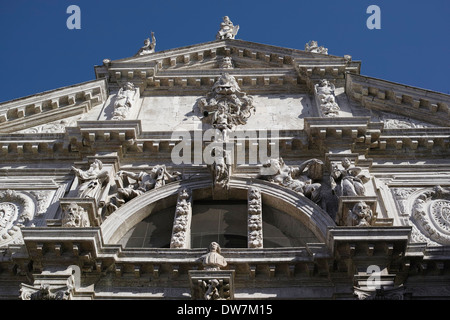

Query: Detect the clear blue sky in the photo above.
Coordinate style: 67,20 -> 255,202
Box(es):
0,0 -> 449,102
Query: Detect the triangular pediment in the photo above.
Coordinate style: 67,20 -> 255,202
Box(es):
346,73 -> 450,128
0,79 -> 108,134
95,39 -> 360,93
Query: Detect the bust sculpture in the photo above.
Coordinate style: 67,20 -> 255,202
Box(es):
202,242 -> 227,271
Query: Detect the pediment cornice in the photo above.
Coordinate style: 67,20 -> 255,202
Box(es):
0,79 -> 108,134
95,39 -> 360,93
346,73 -> 450,127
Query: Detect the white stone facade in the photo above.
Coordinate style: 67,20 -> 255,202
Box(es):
0,19 -> 449,300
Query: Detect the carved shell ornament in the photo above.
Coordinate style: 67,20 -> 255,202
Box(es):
410,186 -> 450,245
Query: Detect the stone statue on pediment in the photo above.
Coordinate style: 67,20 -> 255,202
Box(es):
135,31 -> 156,56
216,16 -> 239,40
305,40 -> 328,54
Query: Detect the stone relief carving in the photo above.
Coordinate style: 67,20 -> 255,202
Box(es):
170,188 -> 192,248
305,40 -> 328,54
112,82 -> 138,120
219,56 -> 234,69
314,79 -> 340,117
216,16 -> 239,40
258,157 -> 323,204
72,159 -> 110,201
349,201 -> 375,226
248,187 -> 263,248
189,271 -> 233,300
18,116 -> 82,134
107,165 -> 183,212
411,186 -> 450,245
30,190 -> 54,216
391,188 -> 418,216
354,285 -> 405,300
0,190 -> 35,244
330,158 -> 370,197
378,112 -> 437,129
20,283 -> 72,300
135,31 -> 156,56
61,202 -> 90,228
203,279 -> 223,300
211,147 -> 231,190
198,73 -> 255,131
202,242 -> 227,271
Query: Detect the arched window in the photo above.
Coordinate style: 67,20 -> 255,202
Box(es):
119,200 -> 319,249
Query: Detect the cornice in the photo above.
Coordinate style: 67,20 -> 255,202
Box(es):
346,73 -> 450,127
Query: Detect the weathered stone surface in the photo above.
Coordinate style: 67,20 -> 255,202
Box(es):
0,21 -> 449,300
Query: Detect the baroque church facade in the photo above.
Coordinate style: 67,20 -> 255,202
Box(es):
0,17 -> 449,300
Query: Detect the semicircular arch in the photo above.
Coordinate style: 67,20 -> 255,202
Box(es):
100,177 -> 336,245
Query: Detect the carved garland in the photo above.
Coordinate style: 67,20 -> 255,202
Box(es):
248,187 -> 263,248
170,188 -> 193,248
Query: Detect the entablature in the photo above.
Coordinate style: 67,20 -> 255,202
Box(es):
0,79 -> 108,134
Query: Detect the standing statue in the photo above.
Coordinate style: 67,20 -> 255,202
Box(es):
216,16 -> 239,40
72,159 -> 110,200
331,158 -> 370,197
112,82 -> 138,120
135,31 -> 156,56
